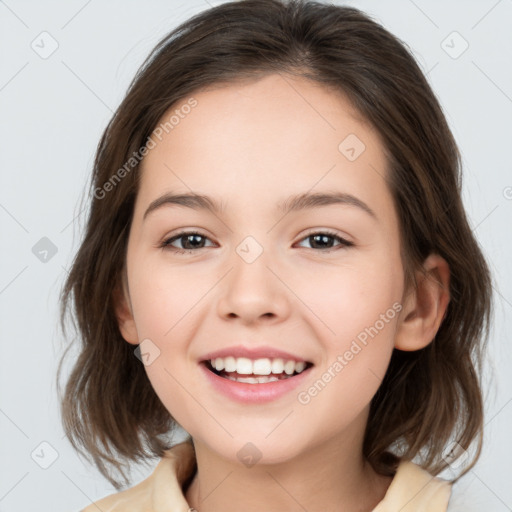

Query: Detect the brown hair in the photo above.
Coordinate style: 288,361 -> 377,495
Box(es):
57,0 -> 493,490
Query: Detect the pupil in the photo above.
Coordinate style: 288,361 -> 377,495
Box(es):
184,234 -> 204,249
311,234 -> 333,248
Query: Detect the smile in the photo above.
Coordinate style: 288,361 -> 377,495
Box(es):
206,356 -> 312,383
200,355 -> 314,403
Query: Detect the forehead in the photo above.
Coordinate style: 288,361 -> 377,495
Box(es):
136,73 -> 394,225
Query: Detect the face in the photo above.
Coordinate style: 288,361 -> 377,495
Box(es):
118,73 -> 406,465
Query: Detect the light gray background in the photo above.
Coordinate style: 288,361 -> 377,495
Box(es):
0,0 -> 511,510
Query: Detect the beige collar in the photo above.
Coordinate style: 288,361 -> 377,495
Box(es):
84,439 -> 451,512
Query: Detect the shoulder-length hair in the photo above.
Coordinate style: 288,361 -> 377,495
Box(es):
57,0 -> 493,490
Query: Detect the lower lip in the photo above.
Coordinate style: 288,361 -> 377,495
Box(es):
199,362 -> 313,404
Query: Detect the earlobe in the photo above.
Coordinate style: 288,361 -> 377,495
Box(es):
394,254 -> 451,351
112,275 -> 139,345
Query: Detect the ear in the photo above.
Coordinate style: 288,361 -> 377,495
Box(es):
394,253 -> 451,351
112,272 -> 139,345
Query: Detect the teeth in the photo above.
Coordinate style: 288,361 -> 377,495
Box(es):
236,357 -> 253,375
256,375 -> 279,383
284,360 -> 296,375
253,358 -> 271,375
271,358 -> 283,374
210,357 -> 308,376
295,361 -> 306,373
226,375 -> 281,384
224,356 -> 237,372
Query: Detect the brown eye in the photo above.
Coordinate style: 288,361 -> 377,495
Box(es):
296,231 -> 354,251
161,232 -> 214,253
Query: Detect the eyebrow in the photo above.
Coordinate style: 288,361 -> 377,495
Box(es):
143,191 -> 377,221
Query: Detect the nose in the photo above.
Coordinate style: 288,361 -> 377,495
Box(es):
216,247 -> 291,326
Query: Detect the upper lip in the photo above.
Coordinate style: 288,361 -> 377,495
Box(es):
200,345 -> 311,363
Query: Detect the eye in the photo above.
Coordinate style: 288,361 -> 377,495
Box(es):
160,231 -> 215,254
295,230 -> 354,252
159,229 -> 354,255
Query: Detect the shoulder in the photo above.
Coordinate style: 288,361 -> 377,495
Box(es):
81,488 -> 147,511
373,460 -> 452,512
81,474 -> 155,512
81,440 -> 196,512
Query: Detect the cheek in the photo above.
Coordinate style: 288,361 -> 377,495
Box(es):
127,260 -> 207,409
295,308 -> 398,430
294,252 -> 402,343
294,253 -> 401,405
128,257 -> 209,338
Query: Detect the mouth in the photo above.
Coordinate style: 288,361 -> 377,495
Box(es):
201,357 -> 314,384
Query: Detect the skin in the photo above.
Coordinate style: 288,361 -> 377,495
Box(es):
115,73 -> 450,512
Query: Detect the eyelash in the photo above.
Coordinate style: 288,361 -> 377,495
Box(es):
159,229 -> 354,254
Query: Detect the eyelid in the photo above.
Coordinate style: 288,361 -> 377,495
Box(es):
295,229 -> 354,249
299,227 -> 352,242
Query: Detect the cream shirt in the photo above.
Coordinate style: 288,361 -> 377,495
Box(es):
81,440 -> 452,511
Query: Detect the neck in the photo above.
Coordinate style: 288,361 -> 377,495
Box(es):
184,409 -> 392,512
